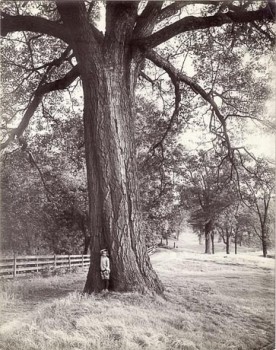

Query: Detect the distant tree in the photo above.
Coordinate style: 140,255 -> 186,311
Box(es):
0,150 -> 50,254
215,206 -> 238,254
227,204 -> 263,254
240,161 -> 275,257
136,98 -> 185,245
179,150 -> 237,254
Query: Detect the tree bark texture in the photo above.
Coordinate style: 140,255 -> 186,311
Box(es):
57,3 -> 163,293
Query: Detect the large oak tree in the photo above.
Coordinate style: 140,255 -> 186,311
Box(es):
1,0 -> 275,293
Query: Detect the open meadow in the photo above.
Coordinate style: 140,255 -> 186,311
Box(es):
0,231 -> 274,350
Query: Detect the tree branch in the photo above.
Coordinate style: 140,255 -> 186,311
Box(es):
150,80 -> 181,153
26,148 -> 55,199
0,11 -> 70,43
134,1 -> 163,38
158,1 -> 218,23
139,71 -> 156,85
251,21 -> 275,46
1,66 -> 80,151
145,49 -> 231,152
134,3 -> 275,48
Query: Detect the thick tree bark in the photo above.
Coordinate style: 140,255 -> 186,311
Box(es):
82,68 -> 163,293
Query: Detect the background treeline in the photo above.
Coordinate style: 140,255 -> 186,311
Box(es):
1,95 -> 274,257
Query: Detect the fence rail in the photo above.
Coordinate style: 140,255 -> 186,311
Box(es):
0,254 -> 90,278
0,247 -> 156,278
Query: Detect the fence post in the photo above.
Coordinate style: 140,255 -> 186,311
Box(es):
68,255 -> 71,270
82,255 -> 84,268
13,253 -> 17,278
54,255 -> 57,269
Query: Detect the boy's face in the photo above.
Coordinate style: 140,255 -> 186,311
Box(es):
102,251 -> 107,256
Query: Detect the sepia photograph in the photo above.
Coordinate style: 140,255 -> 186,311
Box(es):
0,1 -> 275,349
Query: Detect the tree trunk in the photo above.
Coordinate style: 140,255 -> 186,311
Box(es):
234,232 -> 238,255
261,226 -> 268,258
211,231 -> 215,254
81,68 -> 163,293
226,229 -> 230,254
262,239 -> 268,257
226,239 -> 230,254
204,221 -> 212,254
57,2 -> 164,294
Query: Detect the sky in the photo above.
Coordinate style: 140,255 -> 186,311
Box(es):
179,92 -> 276,160
180,126 -> 275,160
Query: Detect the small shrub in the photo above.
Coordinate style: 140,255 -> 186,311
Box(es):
70,266 -> 79,273
55,267 -> 67,276
41,266 -> 53,278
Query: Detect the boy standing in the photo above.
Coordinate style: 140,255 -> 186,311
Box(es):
100,249 -> 110,292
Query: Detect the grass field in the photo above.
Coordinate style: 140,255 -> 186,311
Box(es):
0,230 -> 274,350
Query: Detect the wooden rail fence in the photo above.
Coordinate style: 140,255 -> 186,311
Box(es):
0,247 -> 156,278
0,254 -> 90,278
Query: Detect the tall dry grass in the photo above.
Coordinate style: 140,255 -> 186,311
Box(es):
0,234 -> 274,350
